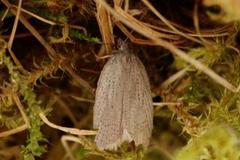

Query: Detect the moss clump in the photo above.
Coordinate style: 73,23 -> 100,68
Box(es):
175,125 -> 240,160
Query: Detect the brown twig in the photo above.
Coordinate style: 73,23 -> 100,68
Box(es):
64,65 -> 94,95
0,124 -> 28,137
54,95 -> 78,126
12,94 -> 30,127
5,0 -> 29,74
39,112 -> 97,136
141,0 -> 202,44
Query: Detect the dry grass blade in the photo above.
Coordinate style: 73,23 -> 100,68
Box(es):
54,95 -> 78,126
115,22 -> 157,45
193,0 -> 211,45
0,124 -> 28,137
0,7 -> 9,21
12,94 -> 30,127
160,68 -> 188,89
114,0 -> 124,8
141,0 -> 202,44
115,6 -> 169,39
2,30 -> 46,39
96,1 -> 114,56
10,4 -> 87,34
64,65 -> 94,95
39,112 -> 97,136
70,95 -> 94,103
4,0 -> 28,74
61,135 -> 78,160
153,102 -> 181,107
144,21 -> 229,38
6,0 -> 21,54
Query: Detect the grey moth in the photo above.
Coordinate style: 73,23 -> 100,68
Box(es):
93,41 -> 153,150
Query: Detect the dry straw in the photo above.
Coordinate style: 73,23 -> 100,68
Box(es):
93,40 -> 153,150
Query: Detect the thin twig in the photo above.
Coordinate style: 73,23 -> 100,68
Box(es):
11,4 -> 87,34
70,95 -> 95,103
124,0 -> 129,12
153,102 -> 181,107
0,7 -> 9,21
2,30 -> 46,39
12,94 -> 30,127
160,68 -> 188,89
64,65 -> 94,95
193,0 -> 211,45
141,0 -> 202,44
39,112 -> 97,136
61,135 -> 77,160
0,124 -> 28,137
6,0 -> 28,74
54,95 -> 78,126
7,0 -> 22,49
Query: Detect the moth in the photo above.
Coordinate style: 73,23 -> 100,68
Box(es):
93,41 -> 153,150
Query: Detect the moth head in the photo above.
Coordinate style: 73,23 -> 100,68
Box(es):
116,38 -> 129,52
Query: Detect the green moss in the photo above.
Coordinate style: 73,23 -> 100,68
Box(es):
69,29 -> 102,44
2,51 -> 46,159
174,45 -> 225,71
175,125 -> 240,160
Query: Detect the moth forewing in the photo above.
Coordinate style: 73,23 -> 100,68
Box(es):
93,47 -> 153,150
93,54 -> 127,150
122,54 -> 153,148
93,54 -> 125,129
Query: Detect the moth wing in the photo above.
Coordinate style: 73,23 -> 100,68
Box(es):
122,54 -> 153,148
93,55 -> 119,129
94,54 -> 126,150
